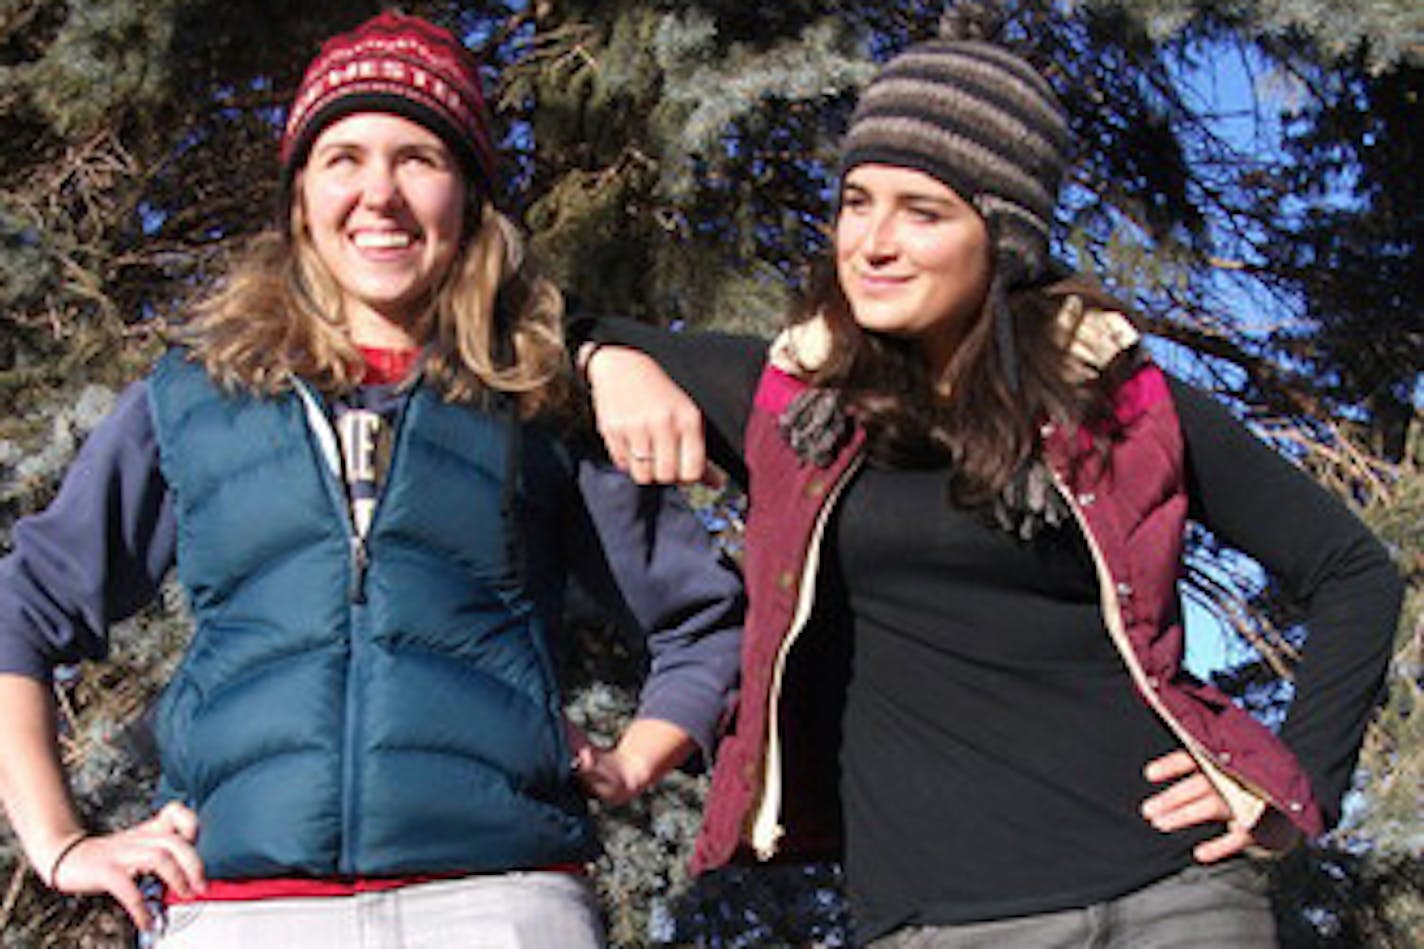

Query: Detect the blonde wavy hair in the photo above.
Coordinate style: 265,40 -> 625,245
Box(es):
182,191 -> 570,419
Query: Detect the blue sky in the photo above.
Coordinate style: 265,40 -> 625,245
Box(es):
1166,43 -> 1290,680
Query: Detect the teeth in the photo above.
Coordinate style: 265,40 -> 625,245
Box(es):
353,232 -> 413,249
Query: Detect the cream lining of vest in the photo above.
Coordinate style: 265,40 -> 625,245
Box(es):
747,454 -> 864,859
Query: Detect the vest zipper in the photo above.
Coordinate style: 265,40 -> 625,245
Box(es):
349,536 -> 369,604
293,377 -> 416,873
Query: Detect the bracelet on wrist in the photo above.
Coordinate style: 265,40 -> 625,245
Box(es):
576,340 -> 606,388
45,831 -> 88,890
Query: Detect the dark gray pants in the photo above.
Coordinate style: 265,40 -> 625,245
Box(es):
870,860 -> 1275,949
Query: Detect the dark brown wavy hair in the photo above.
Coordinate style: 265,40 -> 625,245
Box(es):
791,257 -> 1134,508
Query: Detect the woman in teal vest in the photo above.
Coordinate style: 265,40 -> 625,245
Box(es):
574,36 -> 1401,949
0,12 -> 741,947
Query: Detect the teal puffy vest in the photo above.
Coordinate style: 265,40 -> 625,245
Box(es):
147,351 -> 594,878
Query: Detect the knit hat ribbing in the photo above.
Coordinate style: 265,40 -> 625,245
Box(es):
280,11 -> 496,194
840,40 -> 1070,286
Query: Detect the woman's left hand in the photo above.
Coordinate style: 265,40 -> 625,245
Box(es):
1141,750 -> 1300,862
566,722 -> 644,807
566,718 -> 694,807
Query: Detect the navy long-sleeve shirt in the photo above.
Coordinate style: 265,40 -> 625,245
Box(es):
0,380 -> 744,761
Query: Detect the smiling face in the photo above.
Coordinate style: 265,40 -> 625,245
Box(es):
298,112 -> 467,347
835,164 -> 993,375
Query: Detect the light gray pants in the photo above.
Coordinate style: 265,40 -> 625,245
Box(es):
152,872 -> 604,949
869,859 -> 1276,949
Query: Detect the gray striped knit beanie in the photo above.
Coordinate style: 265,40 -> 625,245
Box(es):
840,40 -> 1070,287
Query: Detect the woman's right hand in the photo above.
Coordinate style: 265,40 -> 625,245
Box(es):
51,801 -> 205,932
582,344 -> 707,485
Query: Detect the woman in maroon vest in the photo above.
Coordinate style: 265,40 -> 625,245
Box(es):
577,37 -> 1402,948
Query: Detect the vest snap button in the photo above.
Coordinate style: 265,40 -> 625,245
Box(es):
1116,581 -> 1133,598
1077,491 -> 1096,506
777,570 -> 796,592
1218,751 -> 1232,765
805,479 -> 825,498
1146,676 -> 1160,689
1288,801 -> 1303,813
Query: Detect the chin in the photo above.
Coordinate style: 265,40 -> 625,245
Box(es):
850,306 -> 914,337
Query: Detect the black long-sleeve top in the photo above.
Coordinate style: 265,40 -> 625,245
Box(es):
583,317 -> 1402,938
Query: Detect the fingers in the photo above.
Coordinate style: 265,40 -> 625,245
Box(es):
599,422 -> 633,474
656,407 -> 705,484
622,442 -> 657,485
1194,808 -> 1301,862
568,736 -> 639,807
573,746 -> 619,802
1142,770 -> 1215,819
1193,825 -> 1253,864
586,346 -> 707,485
151,833 -> 206,898
678,422 -> 707,484
650,417 -> 681,484
578,748 -> 637,807
615,409 -> 702,485
1143,749 -> 1198,784
52,837 -> 157,931
1141,750 -> 1231,834
52,811 -> 207,929
131,805 -> 206,894
155,801 -> 200,841
1141,774 -> 1231,831
103,869 -> 154,933
1144,749 -> 1302,863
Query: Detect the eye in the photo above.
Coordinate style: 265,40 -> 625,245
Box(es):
318,148 -> 359,170
908,206 -> 944,224
401,148 -> 453,171
840,190 -> 870,213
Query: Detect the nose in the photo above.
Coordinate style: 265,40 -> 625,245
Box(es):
862,210 -> 899,262
359,161 -> 403,211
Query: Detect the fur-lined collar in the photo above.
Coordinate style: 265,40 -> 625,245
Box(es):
769,295 -> 1143,539
768,294 -> 1140,382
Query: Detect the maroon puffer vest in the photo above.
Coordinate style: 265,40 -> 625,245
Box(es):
691,358 -> 1322,875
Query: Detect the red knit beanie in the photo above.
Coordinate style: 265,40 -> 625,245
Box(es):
280,11 -> 496,194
